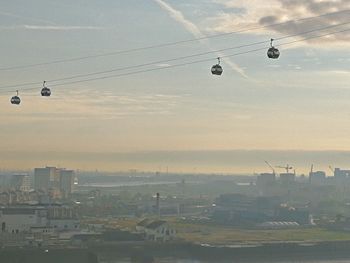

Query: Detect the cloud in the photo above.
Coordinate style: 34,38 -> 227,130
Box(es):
156,63 -> 172,67
210,0 -> 350,46
0,9 -> 104,31
0,10 -> 56,25
0,89 -> 183,122
153,0 -> 249,78
0,25 -> 104,31
24,25 -> 104,31
153,0 -> 204,40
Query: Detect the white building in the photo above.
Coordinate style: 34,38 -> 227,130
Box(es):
0,206 -> 48,233
11,174 -> 31,192
48,205 -> 80,231
136,218 -> 152,233
137,219 -> 176,242
0,204 -> 80,234
0,205 -> 80,247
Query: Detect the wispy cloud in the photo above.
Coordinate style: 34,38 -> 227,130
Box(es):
154,0 -> 203,39
0,90 -> 183,122
156,63 -> 172,67
0,25 -> 104,31
153,0 -> 248,78
24,25 -> 104,31
0,10 -> 56,25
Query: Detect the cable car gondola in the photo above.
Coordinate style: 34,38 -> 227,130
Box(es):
41,81 -> 51,97
211,57 -> 223,75
267,39 -> 280,59
10,90 -> 21,105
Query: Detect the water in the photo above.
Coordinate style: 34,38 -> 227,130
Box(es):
80,181 -> 177,188
99,259 -> 350,263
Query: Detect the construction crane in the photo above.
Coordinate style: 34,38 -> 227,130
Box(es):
329,165 -> 335,175
276,164 -> 293,173
264,161 -> 276,175
310,164 -> 313,175
308,164 -> 314,183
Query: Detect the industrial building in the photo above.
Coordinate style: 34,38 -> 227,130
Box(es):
0,204 -> 79,234
0,206 -> 48,233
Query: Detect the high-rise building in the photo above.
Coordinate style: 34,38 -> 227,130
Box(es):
34,167 -> 49,191
34,167 -> 74,198
279,173 -> 295,184
34,167 -> 60,191
257,173 -> 276,187
309,171 -> 326,185
60,170 -> 75,197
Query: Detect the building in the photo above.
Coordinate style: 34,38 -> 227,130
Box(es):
60,170 -> 75,197
279,173 -> 296,184
0,206 -> 48,233
257,173 -> 276,196
48,205 -> 79,231
34,167 -> 75,198
309,171 -> 326,185
136,220 -> 176,242
136,219 -> 152,233
275,206 -> 311,225
332,168 -> 350,189
257,173 -> 276,187
11,174 -> 31,192
0,204 -> 81,248
211,194 -> 279,225
334,168 -> 350,179
34,167 -> 59,191
0,204 -> 79,234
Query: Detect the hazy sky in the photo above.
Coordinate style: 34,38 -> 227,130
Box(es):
0,0 -> 349,173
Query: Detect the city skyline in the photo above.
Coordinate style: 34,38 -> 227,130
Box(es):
3,150 -> 350,175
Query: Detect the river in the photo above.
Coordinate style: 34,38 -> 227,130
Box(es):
99,258 -> 350,263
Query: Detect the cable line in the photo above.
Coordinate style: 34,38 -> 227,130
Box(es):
0,21 -> 349,91
0,9 -> 349,71
1,26 -> 348,95
48,28 -> 350,87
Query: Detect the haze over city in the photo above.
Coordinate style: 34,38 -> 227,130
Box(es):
2,1 -> 350,263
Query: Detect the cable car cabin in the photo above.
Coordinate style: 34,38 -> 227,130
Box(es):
11,96 -> 21,105
211,64 -> 223,75
267,47 -> 280,59
41,81 -> 51,97
41,87 -> 51,97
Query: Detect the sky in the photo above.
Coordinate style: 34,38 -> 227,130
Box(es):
0,0 -> 349,174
